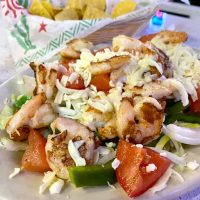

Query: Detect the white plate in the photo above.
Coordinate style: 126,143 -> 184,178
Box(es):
0,67 -> 200,200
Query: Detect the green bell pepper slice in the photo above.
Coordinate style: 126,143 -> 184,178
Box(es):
13,95 -> 31,110
68,161 -> 117,187
165,101 -> 188,115
165,113 -> 200,125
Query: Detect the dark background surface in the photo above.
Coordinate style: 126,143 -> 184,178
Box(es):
173,0 -> 200,6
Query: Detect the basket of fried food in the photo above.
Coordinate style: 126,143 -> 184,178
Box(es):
26,0 -> 159,43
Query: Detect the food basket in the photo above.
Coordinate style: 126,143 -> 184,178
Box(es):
0,0 -> 159,68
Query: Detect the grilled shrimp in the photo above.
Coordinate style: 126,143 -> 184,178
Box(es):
99,98 -> 164,144
112,35 -> 144,52
60,39 -> 93,59
6,94 -> 46,140
46,118 -> 95,179
131,78 -> 189,106
29,103 -> 57,129
89,55 -> 131,75
112,35 -> 172,77
30,62 -> 57,99
139,31 -> 188,44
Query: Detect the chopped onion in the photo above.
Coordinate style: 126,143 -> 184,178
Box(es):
68,140 -> 86,166
162,78 -> 189,106
149,147 -> 186,165
97,149 -> 116,165
39,171 -> 56,194
49,179 -> 64,194
9,168 -> 21,179
163,124 -> 200,145
112,158 -> 120,170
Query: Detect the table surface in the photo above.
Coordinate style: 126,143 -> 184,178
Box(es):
1,2 -> 200,200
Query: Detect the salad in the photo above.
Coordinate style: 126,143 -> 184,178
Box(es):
1,30 -> 200,198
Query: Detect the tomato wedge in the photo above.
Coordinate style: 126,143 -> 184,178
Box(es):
21,129 -> 51,172
90,74 -> 110,92
116,140 -> 171,197
189,86 -> 200,114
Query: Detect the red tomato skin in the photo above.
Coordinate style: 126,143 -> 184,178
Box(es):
116,140 -> 171,197
67,76 -> 85,90
190,86 -> 200,113
21,129 -> 51,173
116,140 -> 146,197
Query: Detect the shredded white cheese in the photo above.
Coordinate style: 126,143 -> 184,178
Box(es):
9,168 -> 21,179
39,171 -> 56,194
112,158 -> 120,170
160,152 -> 167,157
187,160 -> 200,171
106,142 -> 116,148
146,163 -> 157,173
49,179 -> 65,194
135,144 -> 143,148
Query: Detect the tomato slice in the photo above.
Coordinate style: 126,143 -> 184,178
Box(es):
116,140 -> 171,197
90,74 -> 110,92
189,86 -> 200,114
21,129 -> 51,172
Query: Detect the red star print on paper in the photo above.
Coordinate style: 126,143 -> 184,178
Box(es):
39,22 -> 47,32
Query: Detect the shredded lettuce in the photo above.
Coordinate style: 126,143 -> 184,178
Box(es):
0,137 -> 27,151
0,105 -> 14,130
155,135 -> 170,149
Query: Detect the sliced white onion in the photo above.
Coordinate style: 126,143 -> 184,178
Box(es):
162,78 -> 189,106
149,147 -> 186,165
148,166 -> 173,193
54,91 -> 63,104
68,140 -> 86,166
163,124 -> 200,145
97,149 -> 116,165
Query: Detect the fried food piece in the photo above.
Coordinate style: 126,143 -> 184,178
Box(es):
85,0 -> 106,11
83,6 -> 109,19
67,0 -> 85,10
55,7 -> 79,21
29,0 -> 52,19
112,0 -> 137,18
41,0 -> 54,18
